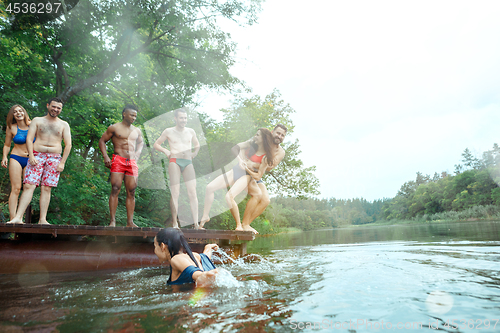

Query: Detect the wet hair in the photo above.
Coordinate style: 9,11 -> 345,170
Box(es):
6,105 -> 31,129
273,124 -> 287,133
174,108 -> 187,118
247,128 -> 274,166
47,97 -> 64,106
122,104 -> 138,118
155,228 -> 199,268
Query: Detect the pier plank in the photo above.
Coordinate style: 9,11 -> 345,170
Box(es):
0,223 -> 255,241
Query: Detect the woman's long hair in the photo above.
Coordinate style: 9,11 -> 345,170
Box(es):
156,228 -> 199,268
6,105 -> 31,129
248,128 -> 274,166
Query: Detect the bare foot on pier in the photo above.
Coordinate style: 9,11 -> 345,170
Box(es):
38,220 -> 50,225
199,216 -> 210,229
242,225 -> 259,235
7,218 -> 24,224
126,222 -> 138,228
109,221 -> 116,227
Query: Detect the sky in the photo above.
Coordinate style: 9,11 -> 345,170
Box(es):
195,0 -> 500,201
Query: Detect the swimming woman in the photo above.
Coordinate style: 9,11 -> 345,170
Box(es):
154,228 -> 219,286
1,105 -> 32,220
200,128 -> 275,231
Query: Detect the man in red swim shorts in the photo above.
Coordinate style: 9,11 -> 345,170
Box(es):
8,97 -> 72,224
99,104 -> 144,227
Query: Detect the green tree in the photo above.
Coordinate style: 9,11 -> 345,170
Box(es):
2,0 -> 262,105
202,89 -> 320,198
0,0 -> 264,226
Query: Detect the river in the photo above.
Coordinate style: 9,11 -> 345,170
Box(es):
0,221 -> 499,332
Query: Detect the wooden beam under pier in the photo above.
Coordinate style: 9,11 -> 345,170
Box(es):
0,223 -> 254,274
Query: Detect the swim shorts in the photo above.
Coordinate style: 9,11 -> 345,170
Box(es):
110,154 -> 138,177
24,151 -> 62,187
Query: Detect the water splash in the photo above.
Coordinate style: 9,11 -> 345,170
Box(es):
213,248 -> 241,266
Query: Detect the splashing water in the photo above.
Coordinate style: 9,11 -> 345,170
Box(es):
212,248 -> 241,266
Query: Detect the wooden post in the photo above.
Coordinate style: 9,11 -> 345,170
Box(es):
25,204 -> 32,224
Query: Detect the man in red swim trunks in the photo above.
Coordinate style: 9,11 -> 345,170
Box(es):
8,97 -> 72,224
99,104 -> 144,227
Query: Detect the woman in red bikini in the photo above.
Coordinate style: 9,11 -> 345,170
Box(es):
200,128 -> 275,231
1,105 -> 32,220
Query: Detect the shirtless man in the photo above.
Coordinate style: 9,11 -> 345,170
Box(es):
99,104 -> 144,227
241,124 -> 287,234
8,97 -> 72,224
153,108 -> 201,229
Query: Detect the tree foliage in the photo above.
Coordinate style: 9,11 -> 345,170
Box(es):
1,0 -> 262,106
383,145 -> 500,220
201,89 -> 320,198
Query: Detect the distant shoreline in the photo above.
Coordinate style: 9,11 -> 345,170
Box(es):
344,217 -> 499,228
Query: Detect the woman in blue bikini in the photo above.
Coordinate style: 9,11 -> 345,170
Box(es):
154,228 -> 219,286
1,105 -> 33,220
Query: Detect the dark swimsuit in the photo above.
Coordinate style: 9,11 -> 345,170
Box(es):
167,253 -> 217,285
10,127 -> 34,169
169,158 -> 192,173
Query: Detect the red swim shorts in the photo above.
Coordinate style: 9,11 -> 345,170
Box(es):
110,154 -> 138,177
24,151 -> 62,187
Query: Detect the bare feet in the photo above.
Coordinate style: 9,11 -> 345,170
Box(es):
7,218 -> 23,224
199,217 -> 210,228
38,220 -> 50,225
235,226 -> 243,231
109,221 -> 116,227
193,223 -> 205,230
126,222 -> 138,228
242,225 -> 259,234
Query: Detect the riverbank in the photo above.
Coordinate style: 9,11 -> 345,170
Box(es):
256,215 -> 500,236
354,216 -> 500,227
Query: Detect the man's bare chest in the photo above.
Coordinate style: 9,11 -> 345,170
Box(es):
115,128 -> 138,141
38,123 -> 63,137
168,132 -> 191,146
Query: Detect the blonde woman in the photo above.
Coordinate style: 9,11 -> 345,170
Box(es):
2,105 -> 32,220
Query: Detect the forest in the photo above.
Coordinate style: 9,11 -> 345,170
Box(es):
256,145 -> 500,233
1,1 -> 499,234
0,0 -> 319,228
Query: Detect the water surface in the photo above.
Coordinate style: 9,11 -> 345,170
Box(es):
1,221 -> 499,332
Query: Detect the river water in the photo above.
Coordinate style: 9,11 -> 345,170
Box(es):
1,221 -> 499,332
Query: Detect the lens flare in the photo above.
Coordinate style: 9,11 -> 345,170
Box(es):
188,288 -> 208,307
18,263 -> 49,288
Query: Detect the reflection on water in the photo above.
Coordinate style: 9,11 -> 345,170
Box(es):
248,221 -> 500,253
0,221 -> 499,332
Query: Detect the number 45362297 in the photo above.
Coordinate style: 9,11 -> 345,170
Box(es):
6,2 -> 62,14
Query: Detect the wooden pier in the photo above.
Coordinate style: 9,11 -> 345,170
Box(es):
0,223 -> 255,274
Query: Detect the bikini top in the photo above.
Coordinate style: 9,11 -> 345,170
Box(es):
167,253 -> 217,285
247,148 -> 265,164
249,153 -> 265,164
12,127 -> 29,145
